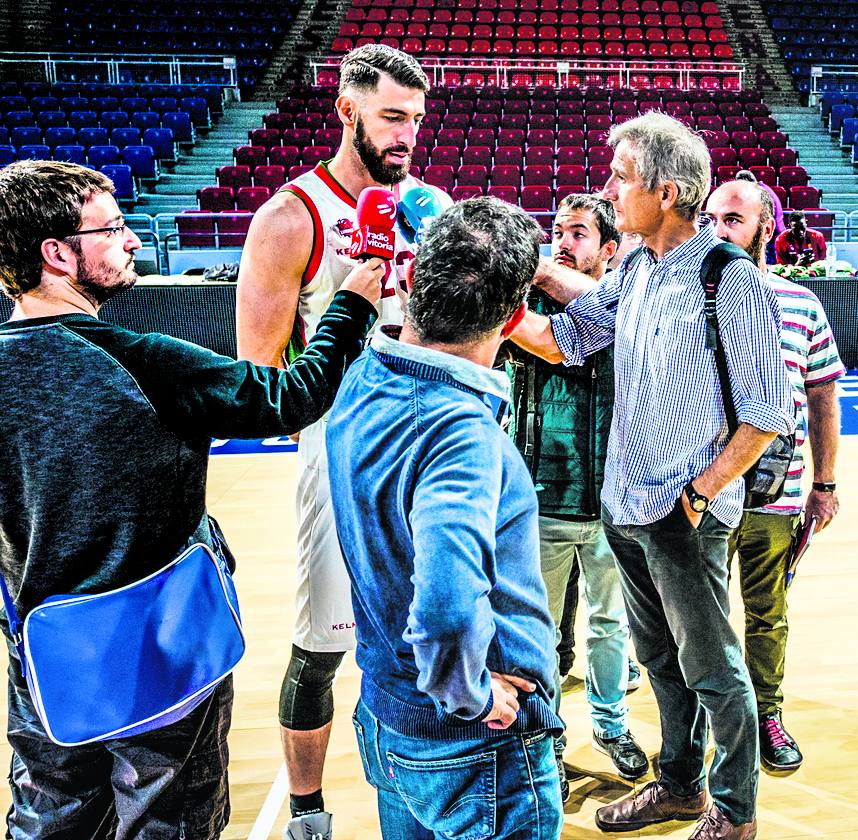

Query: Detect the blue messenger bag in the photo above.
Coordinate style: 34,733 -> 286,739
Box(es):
0,525 -> 245,747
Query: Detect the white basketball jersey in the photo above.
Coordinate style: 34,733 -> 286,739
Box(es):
282,162 -> 449,346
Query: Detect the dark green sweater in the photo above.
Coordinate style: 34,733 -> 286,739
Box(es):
508,289 -> 615,520
0,290 -> 375,617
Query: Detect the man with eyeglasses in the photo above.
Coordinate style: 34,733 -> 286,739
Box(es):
0,159 -> 383,839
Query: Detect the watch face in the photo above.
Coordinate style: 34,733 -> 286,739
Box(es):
691,497 -> 708,512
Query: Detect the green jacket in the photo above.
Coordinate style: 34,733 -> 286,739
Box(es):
507,289 -> 615,520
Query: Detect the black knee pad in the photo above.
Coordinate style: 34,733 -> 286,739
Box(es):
279,644 -> 345,730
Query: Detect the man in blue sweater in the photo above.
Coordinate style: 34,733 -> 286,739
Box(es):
327,197 -> 565,839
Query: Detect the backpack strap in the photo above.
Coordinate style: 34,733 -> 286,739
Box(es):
699,242 -> 755,435
0,574 -> 26,667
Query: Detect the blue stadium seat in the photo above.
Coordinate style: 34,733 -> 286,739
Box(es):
122,145 -> 158,179
100,111 -> 130,131
91,96 -> 119,113
37,111 -> 68,130
77,127 -> 109,148
150,97 -> 178,115
142,127 -> 176,161
121,97 -> 148,114
180,97 -> 210,128
69,110 -> 99,130
18,145 -> 51,161
61,96 -> 89,114
45,126 -> 77,149
110,127 -> 142,149
0,97 -> 28,113
0,146 -> 16,167
131,111 -> 160,132
5,111 -> 35,129
31,96 -> 60,113
54,145 -> 87,165
161,112 -> 194,143
100,164 -> 137,201
0,127 -> 8,145
88,145 -> 121,168
10,127 -> 42,148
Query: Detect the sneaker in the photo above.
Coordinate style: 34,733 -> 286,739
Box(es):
285,811 -> 333,840
688,803 -> 757,839
595,781 -> 706,832
627,659 -> 641,692
593,731 -> 649,780
759,711 -> 803,772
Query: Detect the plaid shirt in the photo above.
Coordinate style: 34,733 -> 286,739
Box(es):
549,224 -> 796,529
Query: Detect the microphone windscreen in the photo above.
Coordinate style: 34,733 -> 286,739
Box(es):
398,186 -> 444,244
355,187 -> 398,231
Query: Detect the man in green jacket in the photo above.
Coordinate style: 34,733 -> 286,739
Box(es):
508,194 -> 648,788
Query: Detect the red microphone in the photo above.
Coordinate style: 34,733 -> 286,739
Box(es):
350,187 -> 398,261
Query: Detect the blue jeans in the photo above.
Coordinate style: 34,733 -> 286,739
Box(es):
602,501 -> 758,825
538,517 -> 629,739
352,700 -> 563,840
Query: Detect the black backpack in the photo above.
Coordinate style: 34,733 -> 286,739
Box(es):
700,243 -> 796,509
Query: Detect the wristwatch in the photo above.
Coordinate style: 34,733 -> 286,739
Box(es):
684,481 -> 710,513
812,481 -> 836,493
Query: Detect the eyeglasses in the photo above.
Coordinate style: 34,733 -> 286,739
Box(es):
68,223 -> 128,238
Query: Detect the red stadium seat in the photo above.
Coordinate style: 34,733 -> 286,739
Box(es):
253,165 -> 286,191
236,186 -> 271,213
198,188 -> 234,213
423,165 -> 456,192
452,185 -> 484,200
491,164 -> 521,188
524,165 -> 553,186
778,166 -> 809,190
487,185 -> 519,203
557,146 -> 586,166
521,185 -> 553,211
217,165 -> 251,190
456,164 -> 489,190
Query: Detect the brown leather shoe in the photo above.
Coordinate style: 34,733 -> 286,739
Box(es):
595,781 -> 707,832
688,804 -> 757,839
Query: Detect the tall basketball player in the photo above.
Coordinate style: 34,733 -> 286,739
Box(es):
236,45 -> 450,840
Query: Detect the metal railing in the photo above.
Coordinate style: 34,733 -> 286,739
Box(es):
809,64 -> 858,105
310,57 -> 745,91
0,52 -> 239,90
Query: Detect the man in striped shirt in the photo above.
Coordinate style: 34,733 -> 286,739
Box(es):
705,179 -> 844,773
512,113 -> 795,840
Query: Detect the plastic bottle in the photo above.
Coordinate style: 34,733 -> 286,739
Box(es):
825,241 -> 838,277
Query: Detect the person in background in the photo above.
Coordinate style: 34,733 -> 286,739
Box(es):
705,179 -> 844,773
774,210 -> 826,266
507,194 -> 647,792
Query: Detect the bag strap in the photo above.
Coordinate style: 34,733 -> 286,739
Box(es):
0,574 -> 26,665
699,242 -> 755,436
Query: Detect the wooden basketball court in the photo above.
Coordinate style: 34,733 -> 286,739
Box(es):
1,438 -> 855,839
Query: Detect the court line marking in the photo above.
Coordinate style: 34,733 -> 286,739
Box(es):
248,762 -> 289,840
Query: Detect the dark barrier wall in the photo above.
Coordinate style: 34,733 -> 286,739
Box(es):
1,279 -> 855,367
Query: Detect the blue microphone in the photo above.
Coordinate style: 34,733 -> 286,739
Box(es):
398,186 -> 444,245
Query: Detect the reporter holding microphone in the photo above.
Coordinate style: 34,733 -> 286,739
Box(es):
235,44 -> 450,838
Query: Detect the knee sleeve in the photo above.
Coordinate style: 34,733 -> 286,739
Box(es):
279,644 -> 345,730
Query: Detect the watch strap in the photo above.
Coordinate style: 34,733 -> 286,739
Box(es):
812,481 -> 836,492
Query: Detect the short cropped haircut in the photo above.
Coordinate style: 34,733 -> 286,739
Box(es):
789,210 -> 806,224
557,193 -> 621,248
406,197 -> 542,345
608,112 -> 711,222
0,159 -> 114,299
338,45 -> 429,96
731,173 -> 774,226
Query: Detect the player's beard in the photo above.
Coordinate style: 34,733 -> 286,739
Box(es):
353,115 -> 410,185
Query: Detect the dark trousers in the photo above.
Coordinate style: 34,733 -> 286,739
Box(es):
602,501 -> 759,825
5,670 -> 233,840
556,557 -> 580,677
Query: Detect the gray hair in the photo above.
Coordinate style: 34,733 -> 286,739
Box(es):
339,45 -> 429,96
608,112 -> 711,221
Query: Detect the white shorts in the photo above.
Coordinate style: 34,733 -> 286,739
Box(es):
292,419 -> 356,653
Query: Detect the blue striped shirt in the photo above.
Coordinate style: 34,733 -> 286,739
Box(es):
549,224 -> 796,529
